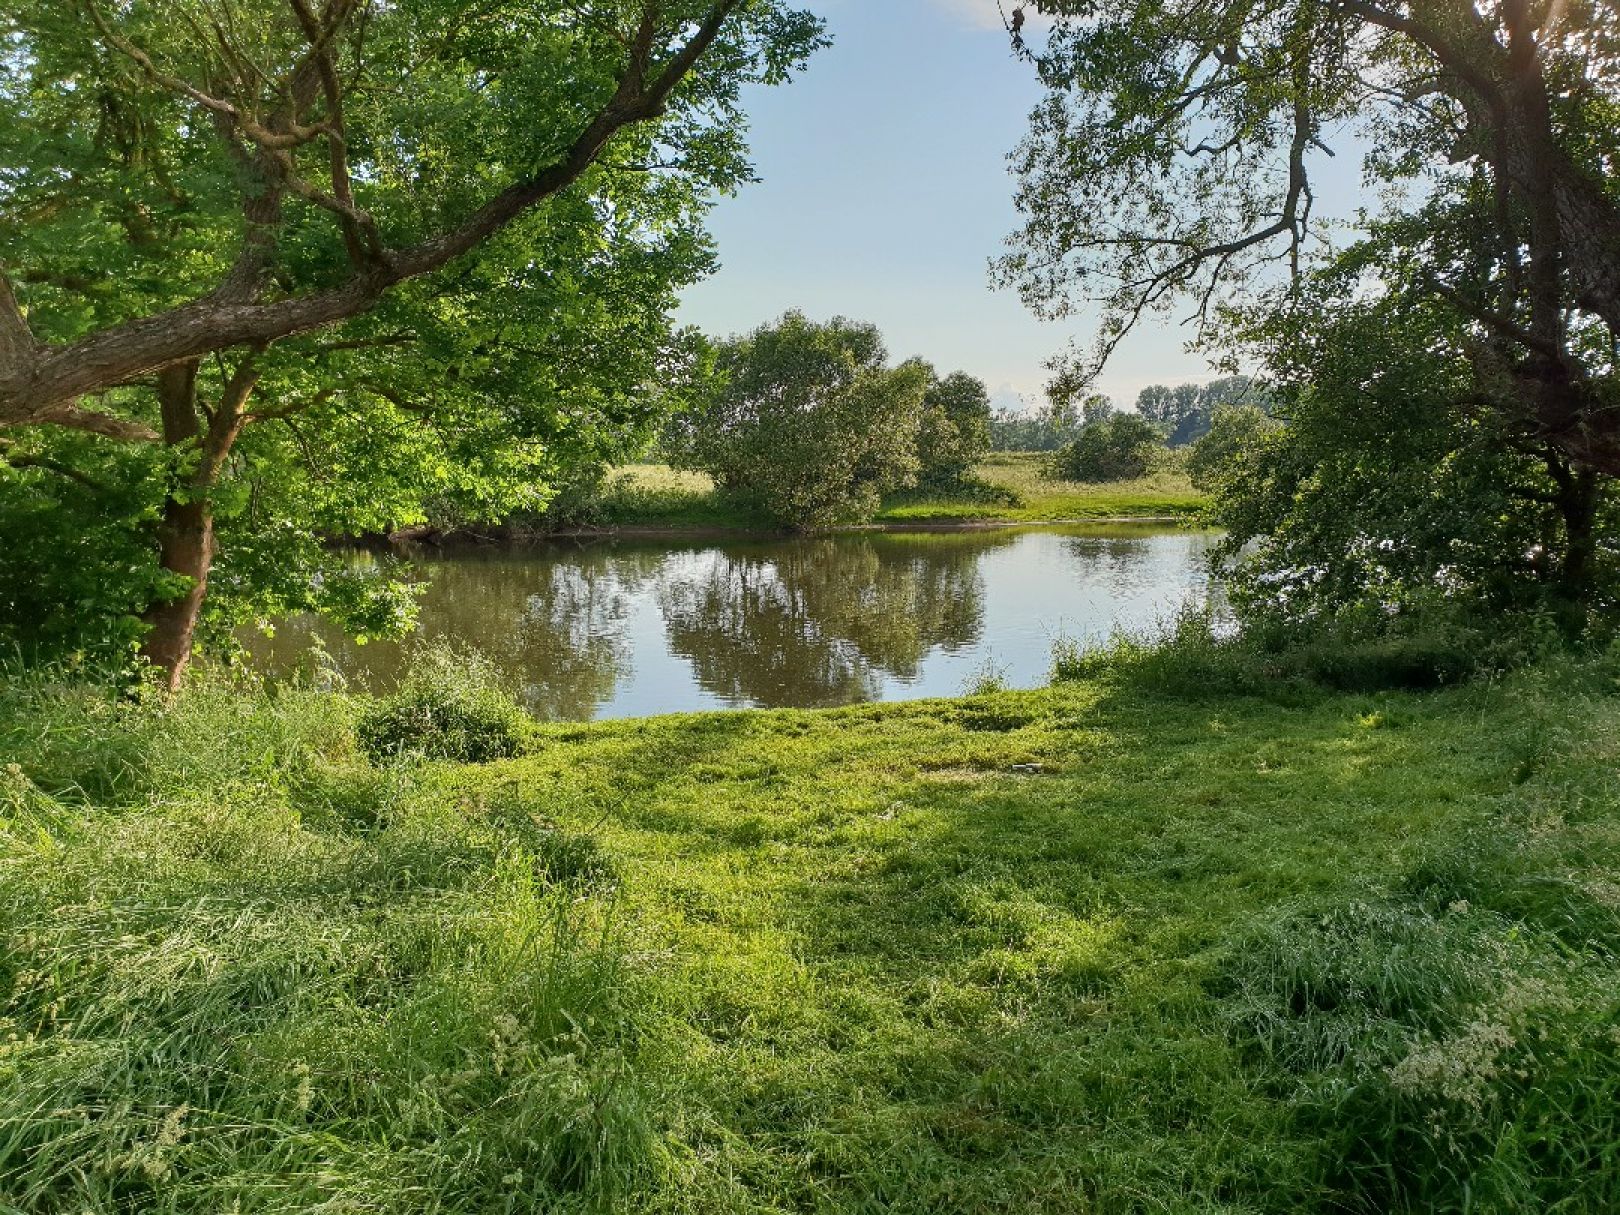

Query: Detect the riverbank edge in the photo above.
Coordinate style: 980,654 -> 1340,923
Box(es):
375,511 -> 1205,547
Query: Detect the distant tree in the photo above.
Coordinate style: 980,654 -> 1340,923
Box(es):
1080,393 -> 1117,427
1136,376 -> 1265,447
1050,412 -> 1163,482
989,398 -> 1084,451
671,313 -> 929,529
915,369 -> 993,485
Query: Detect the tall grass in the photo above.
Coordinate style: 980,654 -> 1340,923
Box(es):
0,673 -> 652,1213
4,637 -> 1619,1211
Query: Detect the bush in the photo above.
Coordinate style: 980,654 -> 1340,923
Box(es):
1284,632 -> 1479,691
1049,413 -> 1164,482
357,646 -> 527,764
1050,607 -> 1270,698
915,370 -> 993,485
669,312 -> 929,530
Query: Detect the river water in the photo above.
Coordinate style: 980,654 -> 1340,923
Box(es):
244,525 -> 1219,720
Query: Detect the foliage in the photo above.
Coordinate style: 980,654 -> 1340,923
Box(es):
356,645 -> 528,764
999,0 -> 1620,477
0,0 -> 825,674
989,398 -> 1085,452
669,312 -> 931,529
1049,411 -> 1163,482
6,640 -> 1620,1210
1185,403 -> 1279,491
914,369 -> 993,485
506,456 -> 1203,530
1196,246 -> 1619,639
1137,376 -> 1267,447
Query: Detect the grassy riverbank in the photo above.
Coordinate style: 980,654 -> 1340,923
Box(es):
4,638 -> 1618,1211
557,453 -> 1205,533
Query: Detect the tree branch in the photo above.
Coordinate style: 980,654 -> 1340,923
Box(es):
0,269 -> 34,372
1,0 -> 744,426
12,402 -> 161,443
0,440 -> 111,493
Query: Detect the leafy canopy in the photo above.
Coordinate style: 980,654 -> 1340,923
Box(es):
1001,0 -> 1620,477
0,0 -> 825,668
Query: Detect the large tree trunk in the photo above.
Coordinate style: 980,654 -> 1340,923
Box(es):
143,489 -> 216,689
1553,464 -> 1601,608
139,359 -> 255,689
141,362 -> 212,689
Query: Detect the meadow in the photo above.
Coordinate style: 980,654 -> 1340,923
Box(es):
4,634 -> 1617,1212
548,453 -> 1205,534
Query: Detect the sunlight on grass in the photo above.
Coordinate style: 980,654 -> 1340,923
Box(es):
4,652 -> 1618,1211
594,455 -> 1206,530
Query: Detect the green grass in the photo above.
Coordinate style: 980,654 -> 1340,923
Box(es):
566,455 -> 1206,532
875,451 -> 1205,523
3,644 -> 1619,1211
556,464 -> 769,531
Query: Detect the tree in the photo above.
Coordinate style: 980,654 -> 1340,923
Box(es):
1138,376 -> 1266,446
1049,411 -> 1163,482
670,313 -> 930,530
1200,243 -> 1617,636
0,0 -> 824,684
998,0 -> 1620,478
915,369 -> 992,485
989,397 -> 1084,451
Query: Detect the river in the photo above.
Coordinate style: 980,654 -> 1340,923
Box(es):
244,524 -> 1219,720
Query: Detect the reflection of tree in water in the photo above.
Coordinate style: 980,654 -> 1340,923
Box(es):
245,544 -> 668,720
658,531 -> 1015,708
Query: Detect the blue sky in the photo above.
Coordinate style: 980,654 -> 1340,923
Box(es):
676,0 -> 1217,414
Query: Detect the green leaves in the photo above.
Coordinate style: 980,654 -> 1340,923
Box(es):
672,312 -> 934,531
0,0 -> 826,667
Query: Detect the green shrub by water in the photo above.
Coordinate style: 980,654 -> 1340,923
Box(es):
356,644 -> 528,764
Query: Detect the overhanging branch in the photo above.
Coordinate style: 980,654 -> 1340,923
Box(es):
1,0 -> 744,430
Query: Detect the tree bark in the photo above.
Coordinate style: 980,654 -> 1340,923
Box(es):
139,358 -> 256,689
141,362 -> 211,687
1552,463 -> 1600,608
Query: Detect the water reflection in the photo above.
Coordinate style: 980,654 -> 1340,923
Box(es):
243,525 -> 1218,720
660,532 -> 1011,707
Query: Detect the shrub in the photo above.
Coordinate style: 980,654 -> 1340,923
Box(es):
1050,607 -> 1271,697
1284,632 -> 1478,691
357,646 -> 527,764
668,312 -> 929,530
1049,412 -> 1164,482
